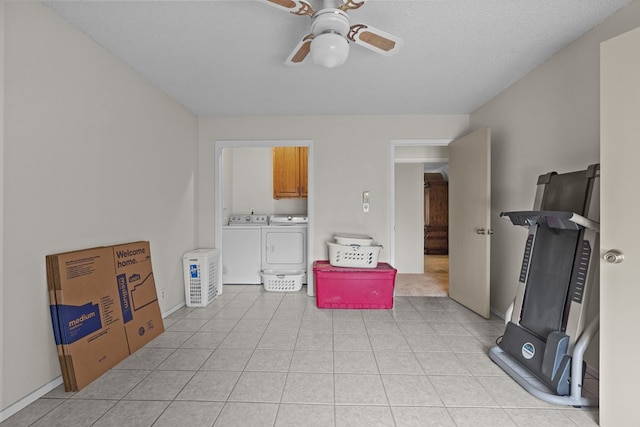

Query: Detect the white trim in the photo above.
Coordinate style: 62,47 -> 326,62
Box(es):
0,377 -> 64,422
0,298 -> 191,422
0,298 -> 199,422
0,0 -> 5,415
162,301 -> 186,318
392,139 -> 451,146
586,365 -> 599,380
389,139 -> 452,269
395,157 -> 449,164
490,306 -> 505,320
214,140 -> 316,296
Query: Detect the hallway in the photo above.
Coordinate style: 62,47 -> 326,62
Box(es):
395,256 -> 449,297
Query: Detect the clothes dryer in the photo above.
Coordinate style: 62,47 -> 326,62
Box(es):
262,215 -> 308,282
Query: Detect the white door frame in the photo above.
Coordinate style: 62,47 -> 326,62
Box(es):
214,139 -> 315,295
388,139 -> 451,268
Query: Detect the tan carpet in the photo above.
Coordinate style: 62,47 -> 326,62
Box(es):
395,255 -> 449,297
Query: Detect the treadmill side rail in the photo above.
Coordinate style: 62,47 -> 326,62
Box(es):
500,211 -> 599,232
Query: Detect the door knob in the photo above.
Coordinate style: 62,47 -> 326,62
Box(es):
603,249 -> 624,264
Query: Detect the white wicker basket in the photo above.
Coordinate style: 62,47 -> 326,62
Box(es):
261,270 -> 304,292
327,241 -> 382,268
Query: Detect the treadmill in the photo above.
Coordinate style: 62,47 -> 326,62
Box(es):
489,164 -> 600,407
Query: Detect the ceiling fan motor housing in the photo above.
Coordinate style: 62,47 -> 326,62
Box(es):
311,9 -> 350,37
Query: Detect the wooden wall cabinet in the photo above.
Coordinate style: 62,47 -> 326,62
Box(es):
273,146 -> 308,199
424,173 -> 449,254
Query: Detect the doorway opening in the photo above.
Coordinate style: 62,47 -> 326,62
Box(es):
214,139 -> 316,296
390,140 -> 450,297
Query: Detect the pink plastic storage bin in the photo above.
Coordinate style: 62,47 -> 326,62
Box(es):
313,260 -> 397,309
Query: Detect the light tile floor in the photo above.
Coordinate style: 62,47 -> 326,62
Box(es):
1,286 -> 599,427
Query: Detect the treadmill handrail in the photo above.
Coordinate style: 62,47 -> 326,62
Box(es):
500,210 -> 600,233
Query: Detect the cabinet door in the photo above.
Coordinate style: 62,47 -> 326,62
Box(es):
299,146 -> 308,197
273,146 -> 308,199
273,146 -> 301,198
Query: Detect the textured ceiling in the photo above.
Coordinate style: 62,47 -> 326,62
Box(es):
44,0 -> 632,116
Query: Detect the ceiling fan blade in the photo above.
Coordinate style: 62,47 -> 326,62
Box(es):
285,34 -> 314,65
348,24 -> 403,56
340,0 -> 368,12
260,0 -> 315,17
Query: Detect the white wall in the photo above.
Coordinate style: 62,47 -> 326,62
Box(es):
394,163 -> 424,273
231,147 -> 273,213
470,0 -> 640,315
469,0 -> 640,369
2,2 -> 198,412
228,147 -> 307,216
395,145 -> 449,162
198,116 -> 469,263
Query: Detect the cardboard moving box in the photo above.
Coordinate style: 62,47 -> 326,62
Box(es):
47,246 -> 130,391
112,241 -> 164,354
47,241 -> 164,391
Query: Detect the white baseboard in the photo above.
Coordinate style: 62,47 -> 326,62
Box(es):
0,376 -> 63,423
162,300 -> 186,318
1,299 -> 186,422
586,365 -> 600,379
490,306 -> 506,320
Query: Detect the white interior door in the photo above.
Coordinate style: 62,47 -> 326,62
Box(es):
448,128 -> 491,318
600,26 -> 640,425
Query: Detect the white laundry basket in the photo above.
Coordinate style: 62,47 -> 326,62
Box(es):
327,241 -> 382,268
183,248 -> 220,307
334,234 -> 375,246
261,270 -> 304,292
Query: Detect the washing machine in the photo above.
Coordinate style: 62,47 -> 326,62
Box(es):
222,214 -> 268,284
262,215 -> 308,282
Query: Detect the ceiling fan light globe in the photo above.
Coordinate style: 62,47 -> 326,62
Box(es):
310,32 -> 349,68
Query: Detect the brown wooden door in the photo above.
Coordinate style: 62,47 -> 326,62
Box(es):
424,174 -> 448,254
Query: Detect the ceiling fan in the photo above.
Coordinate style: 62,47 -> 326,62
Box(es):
259,0 -> 404,68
